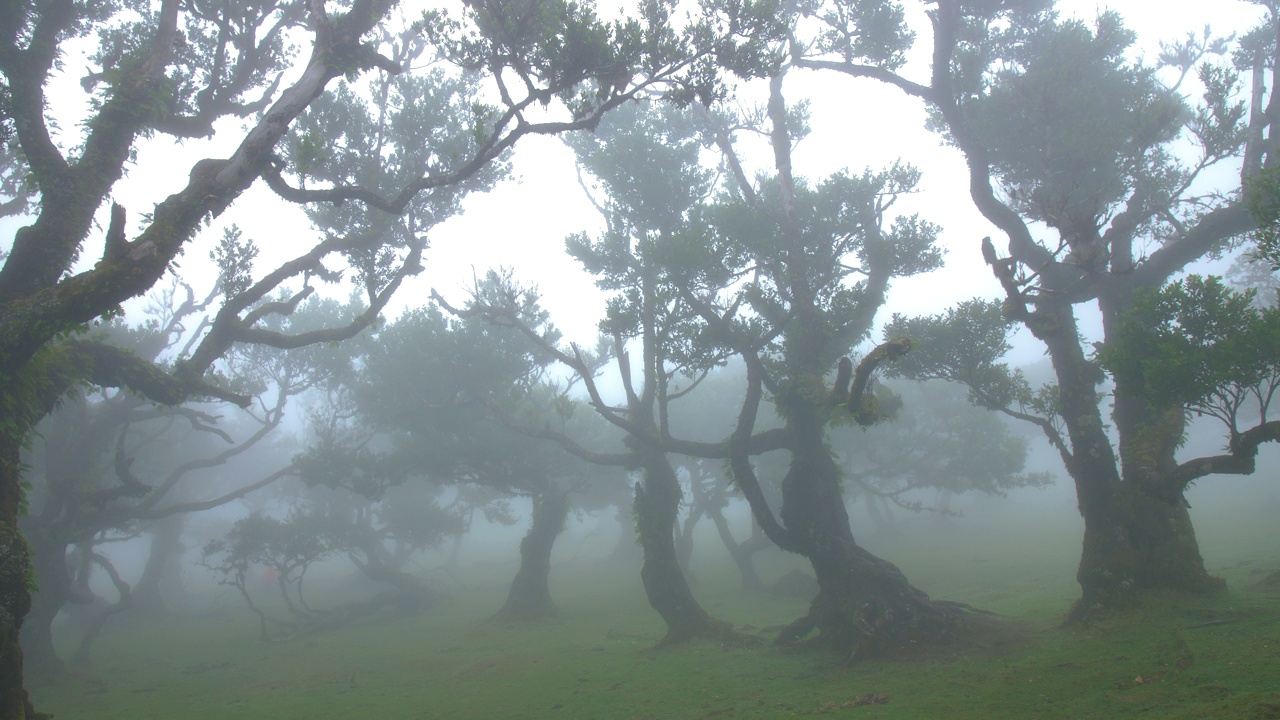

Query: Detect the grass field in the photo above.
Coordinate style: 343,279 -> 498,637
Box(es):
28,508 -> 1280,719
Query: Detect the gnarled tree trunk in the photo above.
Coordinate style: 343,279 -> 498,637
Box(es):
773,406 -> 958,658
1049,301 -> 1221,618
1074,481 -> 1220,619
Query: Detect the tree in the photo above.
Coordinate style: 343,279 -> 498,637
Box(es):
673,66 -> 959,658
456,68 -> 960,657
1096,275 -> 1280,478
202,471 -> 463,643
355,302 -> 601,624
441,101 -> 758,644
828,0 -> 1277,616
0,0 -> 728,712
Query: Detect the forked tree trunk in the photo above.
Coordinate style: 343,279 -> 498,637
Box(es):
633,450 -> 737,645
674,506 -> 701,578
1052,302 -> 1221,618
70,551 -> 132,667
607,504 -> 643,565
493,487 -> 569,623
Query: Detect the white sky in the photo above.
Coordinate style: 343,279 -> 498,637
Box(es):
10,0 -> 1270,362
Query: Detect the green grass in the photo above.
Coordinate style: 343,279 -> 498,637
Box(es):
29,512 -> 1280,720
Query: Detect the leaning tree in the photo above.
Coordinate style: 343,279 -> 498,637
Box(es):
798,0 -> 1280,615
0,0 -> 728,714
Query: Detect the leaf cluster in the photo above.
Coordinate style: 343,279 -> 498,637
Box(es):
958,12 -> 1187,235
1096,275 -> 1280,423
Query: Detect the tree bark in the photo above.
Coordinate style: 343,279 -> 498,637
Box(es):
16,530 -> 69,677
707,508 -> 768,591
133,515 -> 186,615
1072,481 -> 1220,619
633,451 -> 737,645
0,438 -> 40,720
1045,300 -> 1222,618
493,487 -> 569,622
773,402 -> 958,658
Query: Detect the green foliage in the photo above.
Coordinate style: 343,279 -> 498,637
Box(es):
1245,166 -> 1280,271
209,226 -> 259,297
955,11 -> 1189,235
202,511 -> 344,581
1096,275 -> 1280,421
283,66 -> 507,294
886,300 -> 1030,409
420,0 -> 779,111
808,0 -> 915,69
352,289 -> 582,499
564,100 -> 735,371
294,441 -> 404,500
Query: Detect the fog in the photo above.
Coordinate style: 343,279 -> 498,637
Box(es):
6,0 -> 1280,718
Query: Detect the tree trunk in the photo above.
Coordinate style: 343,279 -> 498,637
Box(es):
0,436 -> 40,720
493,488 -> 568,623
1048,299 -> 1221,618
674,506 -> 700,578
707,509 -> 768,591
1072,481 -> 1222,619
633,451 -> 737,645
70,551 -> 132,667
133,514 -> 186,615
775,409 -> 958,658
607,504 -> 643,565
17,530 -> 69,677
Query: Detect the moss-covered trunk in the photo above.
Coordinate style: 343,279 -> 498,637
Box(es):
1073,481 -> 1221,619
494,487 -> 568,623
0,435 -> 39,720
16,530 -> 68,677
1053,299 -> 1220,618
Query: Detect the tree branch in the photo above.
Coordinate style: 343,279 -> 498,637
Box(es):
1172,419 -> 1280,489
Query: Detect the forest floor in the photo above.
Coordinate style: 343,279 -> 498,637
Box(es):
28,507 -> 1280,719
